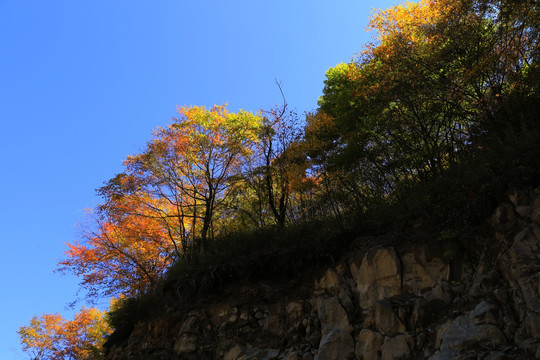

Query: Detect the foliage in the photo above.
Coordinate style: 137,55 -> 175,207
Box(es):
18,308 -> 111,360
37,0 -> 540,353
58,105 -> 262,298
313,0 -> 540,206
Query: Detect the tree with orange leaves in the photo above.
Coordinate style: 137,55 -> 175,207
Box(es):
57,198 -> 175,298
59,104 -> 262,298
18,307 -> 111,360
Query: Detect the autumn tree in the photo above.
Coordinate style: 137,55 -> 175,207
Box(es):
228,83 -> 313,230
123,105 -> 262,259
59,105 -> 262,298
18,308 -> 111,360
57,198 -> 175,298
313,0 -> 539,204
258,105 -> 306,229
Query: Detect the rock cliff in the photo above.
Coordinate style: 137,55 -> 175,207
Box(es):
105,187 -> 540,359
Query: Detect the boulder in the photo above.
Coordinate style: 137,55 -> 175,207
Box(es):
315,268 -> 354,313
355,329 -> 384,360
436,315 -> 506,352
531,207 -> 540,225
373,299 -> 406,336
312,296 -> 352,336
350,247 -> 402,309
401,249 -> 449,294
315,329 -> 355,360
224,345 -> 244,360
173,334 -> 197,355
499,225 -> 540,328
237,348 -> 280,360
491,203 -> 517,232
381,334 -> 413,360
470,301 -> 499,326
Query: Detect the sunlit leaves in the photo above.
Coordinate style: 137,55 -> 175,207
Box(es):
59,105 -> 263,298
18,308 -> 111,360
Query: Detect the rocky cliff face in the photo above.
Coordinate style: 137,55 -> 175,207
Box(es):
106,187 -> 540,359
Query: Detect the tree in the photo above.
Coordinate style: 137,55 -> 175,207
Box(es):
59,105 -> 262,298
314,0 -> 539,201
258,105 -> 306,229
124,104 -> 262,258
57,199 -> 174,298
230,83 -> 311,230
18,308 -> 111,360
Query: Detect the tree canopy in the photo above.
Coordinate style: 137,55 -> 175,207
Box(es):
20,0 -> 540,357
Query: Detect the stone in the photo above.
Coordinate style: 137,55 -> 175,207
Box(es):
436,315 -> 506,352
493,288 -> 508,304
315,329 -> 355,360
286,301 -> 304,320
515,205 -> 532,218
531,207 -> 540,225
350,247 -> 402,309
487,351 -> 506,360
316,269 -> 342,295
316,268 -> 354,313
173,334 -> 197,354
508,189 -> 530,207
355,329 -> 384,360
524,312 -> 540,340
283,350 -> 302,360
423,281 -> 452,303
401,250 -> 450,294
313,296 -> 352,336
409,298 -> 447,331
373,299 -> 406,336
470,301 -> 499,325
224,345 -> 244,360
260,315 -> 282,334
499,225 -> 540,317
491,203 -> 517,232
178,315 -> 197,334
237,348 -> 280,360
381,334 -> 413,360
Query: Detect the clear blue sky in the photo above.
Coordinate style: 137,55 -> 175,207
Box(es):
0,1 -> 396,358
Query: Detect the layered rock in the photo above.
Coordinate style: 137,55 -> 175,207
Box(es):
105,187 -> 540,359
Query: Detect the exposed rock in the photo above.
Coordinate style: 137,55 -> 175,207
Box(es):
381,334 -> 413,360
516,205 -> 532,218
470,301 -> 499,325
531,207 -> 540,224
283,350 -> 302,360
224,345 -> 244,360
409,297 -> 447,331
372,299 -> 406,336
492,203 -> 517,232
350,247 -> 402,309
315,268 -> 354,313
355,329 -> 384,360
173,334 -> 197,355
237,348 -> 280,360
401,249 -> 449,294
436,315 -> 506,352
312,296 -> 351,336
315,329 -> 354,360
105,189 -> 540,360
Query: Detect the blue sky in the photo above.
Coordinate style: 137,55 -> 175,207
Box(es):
0,1 -> 396,358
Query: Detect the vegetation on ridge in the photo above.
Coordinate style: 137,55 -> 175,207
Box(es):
19,0 -> 540,358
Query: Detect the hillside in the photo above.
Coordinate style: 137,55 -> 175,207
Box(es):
17,0 -> 540,358
103,187 -> 540,359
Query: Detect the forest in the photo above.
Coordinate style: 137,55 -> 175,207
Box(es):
18,0 -> 540,358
